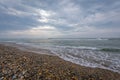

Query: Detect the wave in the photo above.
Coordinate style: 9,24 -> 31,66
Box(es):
101,48 -> 120,52
0,41 -> 120,73
108,38 -> 120,40
48,38 -> 109,40
53,46 -> 98,50
48,46 -> 120,73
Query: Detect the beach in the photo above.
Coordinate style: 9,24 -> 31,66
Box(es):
0,44 -> 120,80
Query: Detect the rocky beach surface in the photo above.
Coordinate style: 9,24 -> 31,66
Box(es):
0,44 -> 120,80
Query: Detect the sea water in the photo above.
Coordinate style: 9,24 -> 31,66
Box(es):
0,38 -> 120,73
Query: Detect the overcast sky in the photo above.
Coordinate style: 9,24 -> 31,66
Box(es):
0,0 -> 120,38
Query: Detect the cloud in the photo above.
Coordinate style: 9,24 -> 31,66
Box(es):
32,25 -> 56,31
0,0 -> 120,38
81,10 -> 120,26
36,9 -> 56,23
2,25 -> 62,38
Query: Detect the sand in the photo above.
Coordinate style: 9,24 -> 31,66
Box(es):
0,44 -> 120,80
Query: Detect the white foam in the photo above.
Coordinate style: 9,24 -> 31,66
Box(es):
1,42 -> 120,73
49,46 -> 120,73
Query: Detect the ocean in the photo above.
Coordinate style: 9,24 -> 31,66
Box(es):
0,38 -> 120,73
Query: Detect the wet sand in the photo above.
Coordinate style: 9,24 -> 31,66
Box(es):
0,44 -> 120,80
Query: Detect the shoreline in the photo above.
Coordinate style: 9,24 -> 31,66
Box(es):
1,42 -> 120,74
0,44 -> 120,80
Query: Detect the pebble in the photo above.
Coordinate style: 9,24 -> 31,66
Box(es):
0,45 -> 119,80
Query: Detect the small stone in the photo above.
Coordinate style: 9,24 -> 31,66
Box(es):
12,74 -> 17,79
0,65 -> 2,69
20,76 -> 24,79
0,77 -> 4,80
22,70 -> 27,75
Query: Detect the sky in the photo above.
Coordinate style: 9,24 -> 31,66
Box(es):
0,0 -> 120,38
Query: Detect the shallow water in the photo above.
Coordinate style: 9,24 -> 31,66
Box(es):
0,38 -> 120,73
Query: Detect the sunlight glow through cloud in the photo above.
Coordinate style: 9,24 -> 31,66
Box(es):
0,0 -> 120,38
